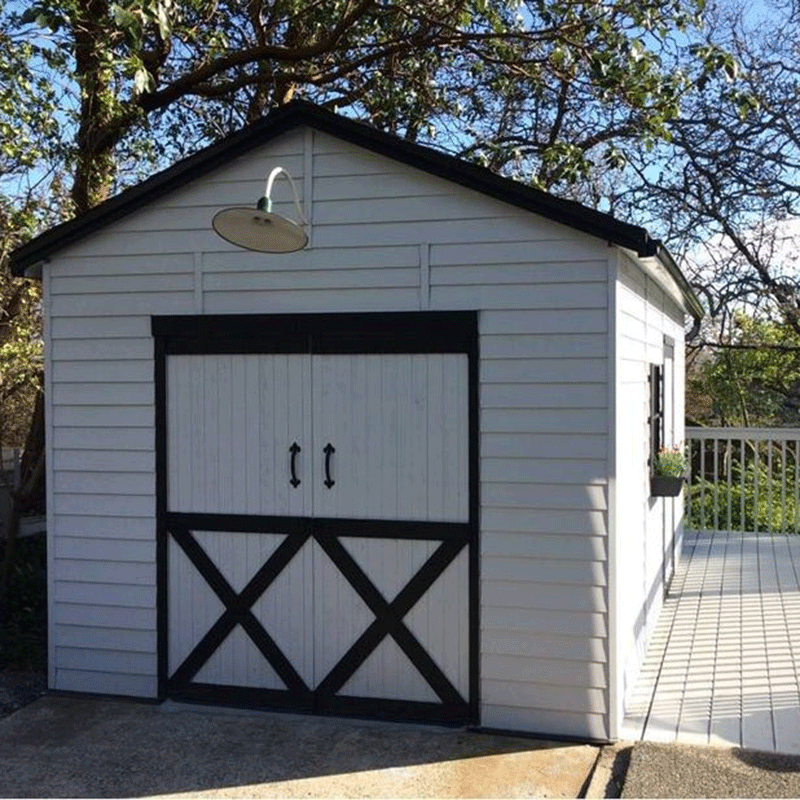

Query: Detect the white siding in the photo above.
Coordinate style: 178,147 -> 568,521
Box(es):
451,275 -> 610,738
43,124 -> 623,737
613,252 -> 686,732
47,253 -> 190,698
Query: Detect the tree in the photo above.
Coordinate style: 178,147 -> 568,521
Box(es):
11,0 -> 722,216
0,0 -> 754,454
0,4 -> 64,449
611,0 -> 800,344
687,316 -> 800,427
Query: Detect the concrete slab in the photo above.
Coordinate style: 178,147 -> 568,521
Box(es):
0,697 -> 600,798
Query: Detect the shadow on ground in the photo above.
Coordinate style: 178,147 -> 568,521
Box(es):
0,696 -> 598,798
734,748 -> 800,773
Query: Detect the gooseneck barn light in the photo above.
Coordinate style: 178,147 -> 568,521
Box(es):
212,166 -> 308,253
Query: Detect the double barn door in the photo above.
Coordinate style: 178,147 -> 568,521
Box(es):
154,313 -> 477,724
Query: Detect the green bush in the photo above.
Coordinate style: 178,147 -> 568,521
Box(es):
0,534 -> 47,670
687,462 -> 800,533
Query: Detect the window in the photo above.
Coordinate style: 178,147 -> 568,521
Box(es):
649,335 -> 676,474
649,362 -> 663,474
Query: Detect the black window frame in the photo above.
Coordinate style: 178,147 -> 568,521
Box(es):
649,362 -> 664,475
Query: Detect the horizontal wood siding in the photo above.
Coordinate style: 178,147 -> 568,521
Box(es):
46,125 -> 611,737
48,249 -> 193,697
614,253 -> 686,727
434,248 -> 609,735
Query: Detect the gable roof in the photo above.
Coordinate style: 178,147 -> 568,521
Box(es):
9,99 -> 702,319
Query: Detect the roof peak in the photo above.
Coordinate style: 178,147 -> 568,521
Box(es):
8,100 -> 701,319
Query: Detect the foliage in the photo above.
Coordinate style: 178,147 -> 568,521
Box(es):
0,535 -> 46,670
0,226 -> 43,447
4,0 -> 727,214
0,0 -> 64,448
0,1 -> 744,452
687,315 -> 800,426
688,463 -> 800,534
0,0 -> 791,461
655,445 -> 686,476
611,0 -> 800,346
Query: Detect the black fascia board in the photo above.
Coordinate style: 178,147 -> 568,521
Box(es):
11,99 -> 659,279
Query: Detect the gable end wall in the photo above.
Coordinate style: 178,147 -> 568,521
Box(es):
44,127 -> 612,739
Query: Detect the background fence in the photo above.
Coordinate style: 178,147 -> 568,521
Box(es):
685,427 -> 800,534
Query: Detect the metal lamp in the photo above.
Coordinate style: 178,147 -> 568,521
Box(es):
212,166 -> 308,253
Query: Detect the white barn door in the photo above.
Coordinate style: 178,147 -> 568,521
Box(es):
311,353 -> 470,707
165,353 -> 315,704
155,312 -> 476,724
166,354 -> 312,517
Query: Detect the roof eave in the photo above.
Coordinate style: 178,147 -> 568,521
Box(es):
652,242 -> 705,321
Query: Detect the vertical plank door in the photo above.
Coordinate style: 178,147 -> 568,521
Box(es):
165,354 -> 314,696
310,353 -> 470,709
167,353 -> 312,517
311,353 -> 469,522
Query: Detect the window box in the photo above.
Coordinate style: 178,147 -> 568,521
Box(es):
650,475 -> 684,497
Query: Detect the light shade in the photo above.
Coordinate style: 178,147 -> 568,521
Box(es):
212,207 -> 308,253
212,166 -> 308,253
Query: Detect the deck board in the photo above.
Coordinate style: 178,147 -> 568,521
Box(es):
623,530 -> 800,754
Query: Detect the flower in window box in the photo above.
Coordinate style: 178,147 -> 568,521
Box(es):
654,444 -> 686,477
651,444 -> 685,496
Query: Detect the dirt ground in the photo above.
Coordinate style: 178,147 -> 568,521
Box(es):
0,670 -> 46,719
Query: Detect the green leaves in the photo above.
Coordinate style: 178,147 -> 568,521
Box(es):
110,0 -> 176,49
20,3 -> 68,32
6,0 -> 742,215
691,42 -> 740,88
689,316 -> 800,427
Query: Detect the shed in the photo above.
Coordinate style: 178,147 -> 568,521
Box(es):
10,101 -> 702,742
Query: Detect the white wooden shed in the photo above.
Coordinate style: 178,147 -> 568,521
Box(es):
10,101 -> 703,742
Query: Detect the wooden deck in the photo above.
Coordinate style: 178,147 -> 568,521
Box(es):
623,530 -> 800,754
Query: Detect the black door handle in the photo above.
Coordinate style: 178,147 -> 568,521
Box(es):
323,443 -> 335,488
289,442 -> 301,488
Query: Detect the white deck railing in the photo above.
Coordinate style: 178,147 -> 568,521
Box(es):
685,427 -> 800,534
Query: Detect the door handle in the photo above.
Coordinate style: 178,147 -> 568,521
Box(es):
289,442 -> 301,488
323,443 -> 335,488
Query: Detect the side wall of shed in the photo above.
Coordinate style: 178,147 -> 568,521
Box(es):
611,252 -> 686,734
44,126 -> 611,738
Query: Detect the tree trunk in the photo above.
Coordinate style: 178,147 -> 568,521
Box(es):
0,392 -> 45,621
70,0 -> 119,213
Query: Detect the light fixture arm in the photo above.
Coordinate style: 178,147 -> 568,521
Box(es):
260,166 -> 308,225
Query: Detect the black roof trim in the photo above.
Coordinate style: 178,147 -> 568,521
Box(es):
10,100 -> 702,319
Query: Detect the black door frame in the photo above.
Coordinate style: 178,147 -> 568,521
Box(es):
153,311 -> 479,725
